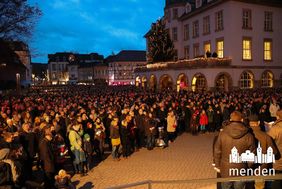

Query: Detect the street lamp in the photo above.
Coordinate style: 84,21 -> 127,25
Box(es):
16,73 -> 20,94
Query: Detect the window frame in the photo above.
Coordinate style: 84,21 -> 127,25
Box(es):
264,11 -> 273,32
240,71 -> 254,89
193,20 -> 199,38
261,71 -> 273,88
242,37 -> 252,61
264,38 -> 273,61
203,16 -> 211,35
215,10 -> 224,32
242,9 -> 252,30
216,38 -> 224,58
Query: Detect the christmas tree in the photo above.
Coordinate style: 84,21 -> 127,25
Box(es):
147,19 -> 176,63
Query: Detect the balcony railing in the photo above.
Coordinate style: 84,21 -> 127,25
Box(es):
135,57 -> 232,72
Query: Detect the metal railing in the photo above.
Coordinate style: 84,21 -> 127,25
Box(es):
106,175 -> 282,189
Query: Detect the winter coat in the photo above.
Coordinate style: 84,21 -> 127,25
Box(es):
83,140 -> 92,155
267,119 -> 282,170
135,115 -> 145,131
19,131 -> 36,159
69,130 -> 83,151
39,138 -> 55,173
214,121 -> 256,177
199,114 -> 208,126
207,110 -> 214,123
145,118 -> 157,136
110,125 -> 120,139
251,126 -> 279,169
167,114 -> 176,133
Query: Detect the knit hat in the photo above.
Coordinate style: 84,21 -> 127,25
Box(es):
84,134 -> 90,140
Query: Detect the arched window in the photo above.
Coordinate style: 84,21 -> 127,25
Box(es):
261,71 -> 273,88
240,71 -> 254,89
192,73 -> 206,91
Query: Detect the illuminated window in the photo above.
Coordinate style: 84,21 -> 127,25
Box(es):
184,24 -> 189,41
243,38 -> 252,60
203,16 -> 210,35
240,71 -> 254,89
193,20 -> 199,38
215,10 -> 223,31
192,74 -> 206,92
242,9 -> 252,29
184,46 -> 189,59
264,39 -> 272,61
204,42 -> 211,54
172,27 -> 178,41
193,43 -> 200,58
261,71 -> 273,88
216,39 -> 224,58
264,12 -> 273,31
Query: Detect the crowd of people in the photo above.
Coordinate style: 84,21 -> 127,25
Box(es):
0,85 -> 281,188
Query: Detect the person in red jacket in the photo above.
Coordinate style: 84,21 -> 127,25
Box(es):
199,110 -> 208,133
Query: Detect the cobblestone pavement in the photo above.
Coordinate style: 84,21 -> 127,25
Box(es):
72,133 -> 217,189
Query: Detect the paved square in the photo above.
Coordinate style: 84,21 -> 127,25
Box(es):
72,133 -> 217,189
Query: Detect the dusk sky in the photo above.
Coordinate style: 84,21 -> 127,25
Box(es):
28,0 -> 164,63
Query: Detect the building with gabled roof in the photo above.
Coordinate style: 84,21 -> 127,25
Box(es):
107,50 -> 146,86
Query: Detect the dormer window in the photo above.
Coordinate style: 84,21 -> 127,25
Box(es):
185,3 -> 191,13
196,0 -> 202,8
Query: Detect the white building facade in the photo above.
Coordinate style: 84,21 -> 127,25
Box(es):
136,0 -> 282,91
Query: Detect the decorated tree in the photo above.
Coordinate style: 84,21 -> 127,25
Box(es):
0,0 -> 41,42
146,19 -> 176,63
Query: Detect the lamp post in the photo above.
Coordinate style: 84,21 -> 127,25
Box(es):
16,73 -> 20,94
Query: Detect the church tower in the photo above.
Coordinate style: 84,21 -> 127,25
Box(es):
267,147 -> 275,163
257,142 -> 262,163
230,147 -> 239,163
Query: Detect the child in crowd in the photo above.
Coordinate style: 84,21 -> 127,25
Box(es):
54,169 -> 75,189
83,134 -> 92,173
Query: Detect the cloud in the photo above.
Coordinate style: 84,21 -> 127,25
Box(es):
28,0 -> 164,62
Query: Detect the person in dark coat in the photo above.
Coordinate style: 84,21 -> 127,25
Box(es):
120,115 -> 131,158
145,113 -> 157,150
39,127 -> 55,189
19,123 -> 36,181
214,111 -> 256,189
184,104 -> 191,133
135,109 -> 145,149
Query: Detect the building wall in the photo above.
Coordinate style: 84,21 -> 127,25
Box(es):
164,0 -> 282,67
135,67 -> 282,91
109,61 -> 146,85
48,61 -> 69,84
14,50 -> 31,84
68,65 -> 78,82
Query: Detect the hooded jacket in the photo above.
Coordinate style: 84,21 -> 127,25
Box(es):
214,121 -> 256,177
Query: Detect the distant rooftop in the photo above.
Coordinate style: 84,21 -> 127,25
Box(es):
48,52 -> 104,63
106,50 -> 146,63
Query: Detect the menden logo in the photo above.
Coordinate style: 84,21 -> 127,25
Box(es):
229,142 -> 275,164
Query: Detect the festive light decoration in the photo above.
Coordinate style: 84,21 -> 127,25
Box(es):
135,57 -> 232,72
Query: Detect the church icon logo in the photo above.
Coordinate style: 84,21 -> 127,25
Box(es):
229,142 -> 275,163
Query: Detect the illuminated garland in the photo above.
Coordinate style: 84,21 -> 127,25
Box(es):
135,57 -> 232,72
